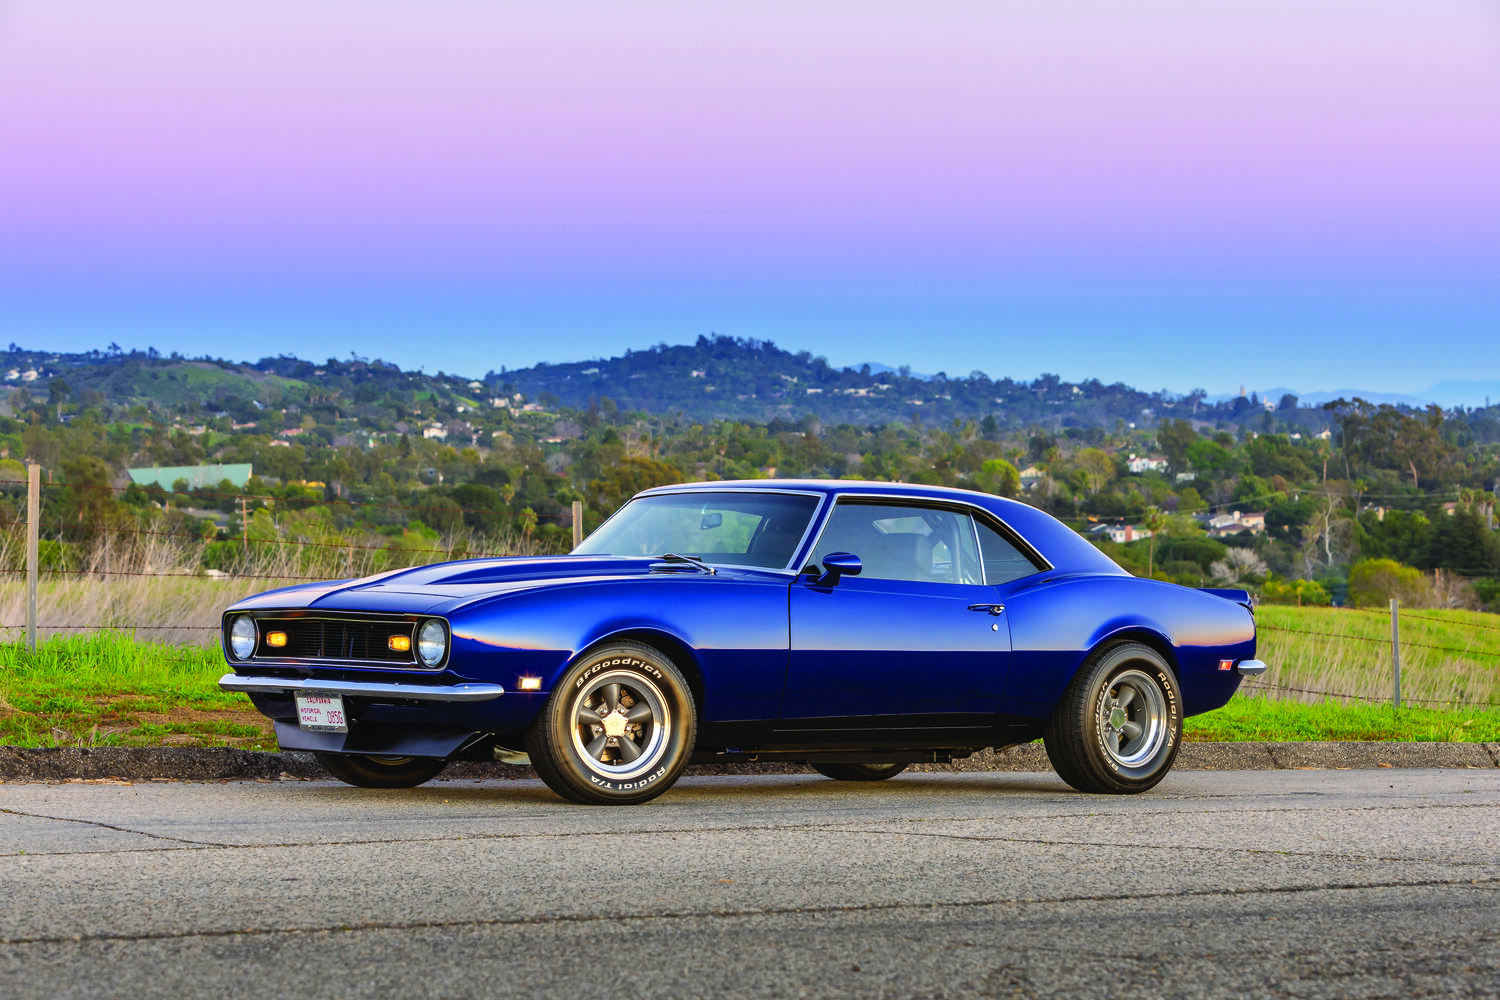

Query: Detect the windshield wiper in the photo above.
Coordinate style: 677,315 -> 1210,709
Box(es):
652,552 -> 717,575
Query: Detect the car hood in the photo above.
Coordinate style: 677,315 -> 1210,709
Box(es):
227,555 -> 759,615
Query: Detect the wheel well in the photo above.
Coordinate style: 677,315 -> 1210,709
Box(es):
578,630 -> 706,713
1091,629 -> 1180,682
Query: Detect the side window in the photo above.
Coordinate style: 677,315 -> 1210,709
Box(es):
975,519 -> 1040,584
812,503 -> 982,585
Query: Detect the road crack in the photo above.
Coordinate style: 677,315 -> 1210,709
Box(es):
1,876 -> 1495,948
0,806 -> 230,849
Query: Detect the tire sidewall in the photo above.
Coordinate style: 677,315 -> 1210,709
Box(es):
546,645 -> 695,801
1083,645 -> 1182,787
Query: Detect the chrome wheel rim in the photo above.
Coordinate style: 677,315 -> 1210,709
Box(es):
1098,669 -> 1168,768
570,669 -> 671,781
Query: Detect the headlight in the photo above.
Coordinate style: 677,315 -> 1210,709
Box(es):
417,619 -> 447,667
228,616 -> 257,660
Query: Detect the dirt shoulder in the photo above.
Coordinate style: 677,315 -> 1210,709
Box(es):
2,741 -> 1498,782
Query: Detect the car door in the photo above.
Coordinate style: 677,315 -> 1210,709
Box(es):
778,500 -> 1012,738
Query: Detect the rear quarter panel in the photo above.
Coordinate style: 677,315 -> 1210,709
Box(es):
1002,573 -> 1256,720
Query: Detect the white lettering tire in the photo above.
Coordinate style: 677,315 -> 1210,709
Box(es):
526,642 -> 696,805
1043,642 -> 1182,794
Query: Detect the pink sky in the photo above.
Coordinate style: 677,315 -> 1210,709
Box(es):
2,2 -> 1497,391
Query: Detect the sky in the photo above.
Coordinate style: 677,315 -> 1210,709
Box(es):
2,1 -> 1498,398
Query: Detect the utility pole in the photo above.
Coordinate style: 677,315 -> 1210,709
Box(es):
571,500 -> 584,549
240,495 -> 249,558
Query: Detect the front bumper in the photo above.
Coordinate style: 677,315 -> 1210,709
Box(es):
218,673 -> 506,702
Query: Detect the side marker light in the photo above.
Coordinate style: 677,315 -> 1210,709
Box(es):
1218,659 -> 1233,671
518,677 -> 542,692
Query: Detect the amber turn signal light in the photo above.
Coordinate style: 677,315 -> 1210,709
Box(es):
266,631 -> 288,648
389,635 -> 412,652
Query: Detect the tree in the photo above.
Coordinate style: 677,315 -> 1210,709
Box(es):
1143,505 -> 1165,578
1348,558 -> 1427,608
588,456 -> 683,513
1157,419 -> 1198,474
974,458 -> 1020,498
1074,448 -> 1115,495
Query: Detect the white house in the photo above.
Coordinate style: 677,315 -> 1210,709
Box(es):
1127,454 -> 1168,474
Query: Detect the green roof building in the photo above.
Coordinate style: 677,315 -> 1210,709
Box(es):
127,463 -> 253,491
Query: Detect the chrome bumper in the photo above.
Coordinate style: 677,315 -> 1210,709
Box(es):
1236,659 -> 1268,678
218,673 -> 506,702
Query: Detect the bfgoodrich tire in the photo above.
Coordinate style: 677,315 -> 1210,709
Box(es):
810,762 -> 908,781
525,642 -> 696,805
1043,642 -> 1182,794
313,753 -> 448,788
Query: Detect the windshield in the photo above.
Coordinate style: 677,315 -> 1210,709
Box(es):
573,491 -> 819,569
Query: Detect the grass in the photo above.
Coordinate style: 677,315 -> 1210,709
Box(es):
1252,604 -> 1500,708
0,603 -> 1497,749
0,632 -> 274,749
1185,697 -> 1500,742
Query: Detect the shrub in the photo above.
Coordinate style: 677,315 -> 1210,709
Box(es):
1348,558 -> 1427,608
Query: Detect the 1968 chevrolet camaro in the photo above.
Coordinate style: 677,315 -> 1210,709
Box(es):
219,480 -> 1265,804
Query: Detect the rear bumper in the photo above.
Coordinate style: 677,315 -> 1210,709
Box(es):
1236,659 -> 1268,677
218,673 -> 506,702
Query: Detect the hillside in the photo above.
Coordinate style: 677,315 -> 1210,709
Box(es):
7,337 -> 1320,432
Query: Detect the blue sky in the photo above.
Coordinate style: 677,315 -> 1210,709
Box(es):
2,1 -> 1497,397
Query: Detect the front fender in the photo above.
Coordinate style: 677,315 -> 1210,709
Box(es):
446,575 -> 790,726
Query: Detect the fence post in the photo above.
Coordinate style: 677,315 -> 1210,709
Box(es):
571,501 -> 584,549
1389,597 -> 1401,709
26,461 -> 40,653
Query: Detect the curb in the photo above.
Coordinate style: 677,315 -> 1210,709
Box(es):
2,742 -> 1498,782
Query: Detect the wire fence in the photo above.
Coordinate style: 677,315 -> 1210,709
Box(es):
0,477 -> 578,521
3,469 -> 1498,711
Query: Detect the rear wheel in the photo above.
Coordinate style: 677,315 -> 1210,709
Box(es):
526,642 -> 696,805
314,753 -> 448,789
1043,642 -> 1182,794
810,762 -> 908,782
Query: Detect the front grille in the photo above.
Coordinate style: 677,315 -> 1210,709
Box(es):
255,617 -> 418,665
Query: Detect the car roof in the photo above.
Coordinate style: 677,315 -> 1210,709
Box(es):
635,479 -> 1127,577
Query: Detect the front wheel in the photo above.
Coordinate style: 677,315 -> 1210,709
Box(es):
1043,642 -> 1182,794
526,642 -> 696,805
810,762 -> 908,782
314,753 -> 448,788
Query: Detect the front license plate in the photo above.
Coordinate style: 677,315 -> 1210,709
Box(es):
295,693 -> 348,733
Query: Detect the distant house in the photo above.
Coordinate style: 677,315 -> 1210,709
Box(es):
1089,523 -> 1152,544
127,463 -> 253,491
422,424 -> 447,440
1126,454 -> 1168,474
1206,510 -> 1267,537
1019,466 -> 1046,491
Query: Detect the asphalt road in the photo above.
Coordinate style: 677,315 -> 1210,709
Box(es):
1,769 -> 1497,1000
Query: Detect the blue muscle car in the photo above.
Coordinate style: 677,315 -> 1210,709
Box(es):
219,480 -> 1265,804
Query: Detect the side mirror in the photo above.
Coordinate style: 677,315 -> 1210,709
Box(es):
810,551 -> 862,587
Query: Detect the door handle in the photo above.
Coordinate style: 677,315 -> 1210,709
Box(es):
967,603 -> 1005,616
